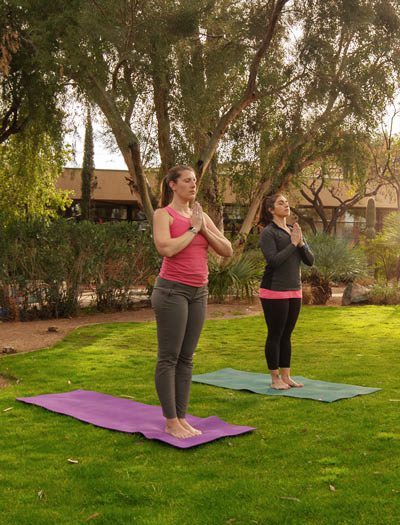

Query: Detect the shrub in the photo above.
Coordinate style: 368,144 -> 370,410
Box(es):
93,222 -> 160,311
0,219 -> 161,320
302,233 -> 368,304
208,251 -> 264,303
368,283 -> 400,305
363,212 -> 400,283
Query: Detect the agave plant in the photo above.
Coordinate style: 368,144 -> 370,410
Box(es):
208,251 -> 264,303
302,233 -> 368,304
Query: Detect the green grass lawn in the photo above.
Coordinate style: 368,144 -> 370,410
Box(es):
1,306 -> 399,525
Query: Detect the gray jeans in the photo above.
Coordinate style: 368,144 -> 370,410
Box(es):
151,276 -> 208,419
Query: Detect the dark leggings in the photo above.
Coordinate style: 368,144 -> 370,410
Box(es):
260,298 -> 302,370
151,277 -> 208,419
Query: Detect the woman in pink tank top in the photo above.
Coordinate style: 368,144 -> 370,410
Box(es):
151,165 -> 233,439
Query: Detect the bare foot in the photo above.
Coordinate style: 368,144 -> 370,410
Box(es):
178,418 -> 202,435
281,377 -> 304,388
165,419 -> 194,439
270,379 -> 290,390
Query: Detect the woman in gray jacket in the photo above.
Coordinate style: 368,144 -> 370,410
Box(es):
259,194 -> 314,390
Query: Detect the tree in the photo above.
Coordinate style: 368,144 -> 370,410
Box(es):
16,0 -> 400,235
232,0 -> 400,243
368,104 -> 400,211
24,0 -> 290,223
80,107 -> 96,221
165,0 -> 292,226
293,160 -> 384,235
0,1 -> 65,145
0,125 -> 72,225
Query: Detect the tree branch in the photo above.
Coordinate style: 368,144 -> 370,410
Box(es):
196,0 -> 290,182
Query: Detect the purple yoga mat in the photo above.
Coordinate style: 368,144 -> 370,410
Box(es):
17,390 -> 255,449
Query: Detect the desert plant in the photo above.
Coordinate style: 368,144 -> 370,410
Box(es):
365,198 -> 376,239
302,233 -> 368,304
208,251 -> 263,302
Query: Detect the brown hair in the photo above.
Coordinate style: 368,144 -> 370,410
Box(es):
159,165 -> 195,207
259,193 -> 284,226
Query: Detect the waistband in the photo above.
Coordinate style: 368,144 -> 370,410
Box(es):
259,288 -> 302,299
155,276 -> 208,292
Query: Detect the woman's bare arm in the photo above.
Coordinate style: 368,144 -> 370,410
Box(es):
152,208 -> 198,257
201,213 -> 233,257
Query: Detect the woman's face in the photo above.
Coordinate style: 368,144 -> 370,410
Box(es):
169,170 -> 197,201
270,195 -> 290,218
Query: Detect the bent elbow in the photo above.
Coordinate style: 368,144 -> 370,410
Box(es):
217,244 -> 233,257
155,243 -> 173,258
163,247 -> 175,258
265,259 -> 278,269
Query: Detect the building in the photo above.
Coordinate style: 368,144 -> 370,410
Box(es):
58,167 -> 399,238
58,167 -> 147,222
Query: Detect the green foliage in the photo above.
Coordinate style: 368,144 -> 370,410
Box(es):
362,235 -> 399,282
0,220 -> 161,320
0,1 -> 65,144
92,222 -> 161,312
80,108 -> 96,221
303,233 -> 368,304
208,251 -> 263,302
365,198 -> 377,239
362,212 -> 400,282
368,283 -> 400,304
381,211 -> 400,244
0,127 -> 72,225
304,234 -> 368,284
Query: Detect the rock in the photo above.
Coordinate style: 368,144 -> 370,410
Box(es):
47,326 -> 59,333
342,283 -> 371,306
2,347 -> 17,354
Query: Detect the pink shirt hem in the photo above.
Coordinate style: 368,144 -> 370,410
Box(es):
159,270 -> 208,287
259,288 -> 302,299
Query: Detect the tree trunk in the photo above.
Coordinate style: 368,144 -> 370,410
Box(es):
86,76 -> 156,222
229,177 -> 275,253
202,156 -> 224,231
151,50 -> 175,180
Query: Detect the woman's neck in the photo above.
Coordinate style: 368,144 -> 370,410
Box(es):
169,197 -> 190,214
272,216 -> 287,229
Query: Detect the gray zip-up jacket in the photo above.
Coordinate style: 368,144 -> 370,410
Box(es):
260,222 -> 314,291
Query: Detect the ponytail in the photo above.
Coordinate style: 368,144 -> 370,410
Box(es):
159,165 -> 195,208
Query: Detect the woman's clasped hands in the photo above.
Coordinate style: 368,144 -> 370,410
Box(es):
290,223 -> 304,247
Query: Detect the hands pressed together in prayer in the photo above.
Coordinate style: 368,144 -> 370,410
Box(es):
291,223 -> 304,247
191,202 -> 206,233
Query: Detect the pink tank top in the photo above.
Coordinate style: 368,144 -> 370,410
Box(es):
159,206 -> 209,286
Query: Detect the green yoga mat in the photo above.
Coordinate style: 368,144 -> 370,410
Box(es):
192,368 -> 381,402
